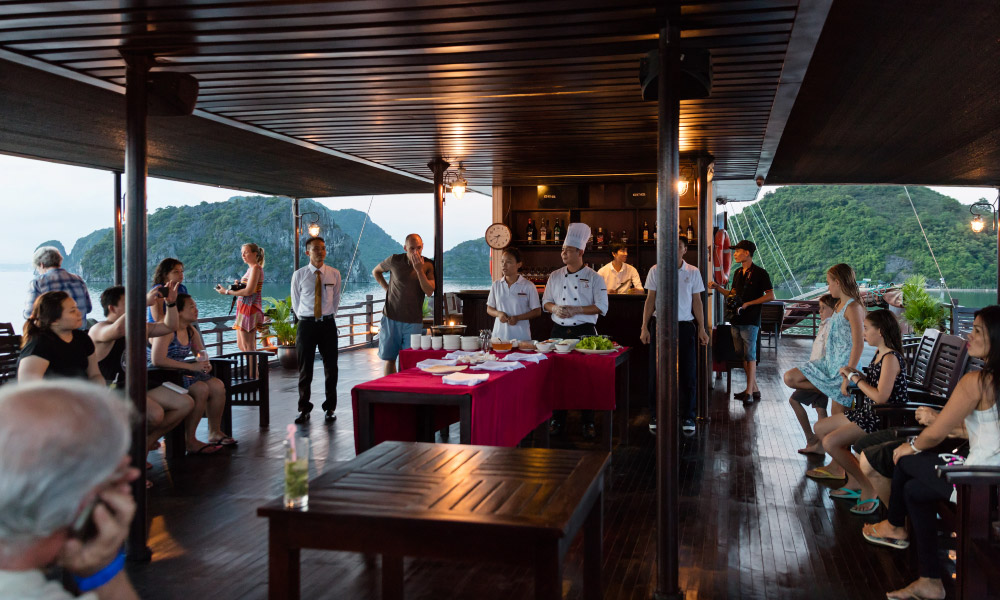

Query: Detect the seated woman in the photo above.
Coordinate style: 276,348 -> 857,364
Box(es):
149,294 -> 236,452
17,291 -> 103,384
90,282 -> 201,455
148,257 -> 187,323
813,309 -> 909,514
862,306 -> 1000,600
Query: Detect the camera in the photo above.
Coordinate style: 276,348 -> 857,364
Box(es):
229,282 -> 247,292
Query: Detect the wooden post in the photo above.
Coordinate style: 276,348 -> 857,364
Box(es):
122,51 -> 151,562
113,171 -> 123,286
428,157 -> 449,325
292,197 -> 300,271
697,156 -> 711,421
654,20 -> 683,600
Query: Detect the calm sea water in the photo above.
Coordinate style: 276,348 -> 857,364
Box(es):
0,270 -> 491,337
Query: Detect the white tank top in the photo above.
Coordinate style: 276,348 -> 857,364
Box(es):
964,403 -> 1000,467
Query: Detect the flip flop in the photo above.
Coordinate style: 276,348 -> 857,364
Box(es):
211,436 -> 238,446
862,524 -> 909,550
186,444 -> 222,456
829,487 -> 861,500
806,467 -> 846,480
851,498 -> 881,515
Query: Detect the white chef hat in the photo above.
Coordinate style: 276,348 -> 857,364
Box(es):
563,222 -> 591,251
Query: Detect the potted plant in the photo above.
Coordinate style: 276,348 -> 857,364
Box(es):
901,275 -> 945,335
263,296 -> 298,369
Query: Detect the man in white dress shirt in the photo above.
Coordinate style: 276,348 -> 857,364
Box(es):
290,237 -> 342,424
542,222 -> 609,439
640,236 -> 709,435
597,243 -> 643,294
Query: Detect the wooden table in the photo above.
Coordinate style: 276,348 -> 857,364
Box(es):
258,441 -> 609,600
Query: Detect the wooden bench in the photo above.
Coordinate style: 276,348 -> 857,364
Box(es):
258,441 -> 609,600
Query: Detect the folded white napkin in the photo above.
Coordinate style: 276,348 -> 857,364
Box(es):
471,360 -> 525,372
502,352 -> 546,363
416,358 -> 459,369
442,372 -> 490,386
444,350 -> 480,360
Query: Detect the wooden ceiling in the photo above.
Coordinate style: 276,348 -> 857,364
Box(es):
0,0 -> 814,199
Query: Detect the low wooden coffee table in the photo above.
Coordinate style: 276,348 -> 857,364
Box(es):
258,441 -> 609,600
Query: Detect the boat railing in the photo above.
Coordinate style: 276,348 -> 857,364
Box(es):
196,294 -> 383,356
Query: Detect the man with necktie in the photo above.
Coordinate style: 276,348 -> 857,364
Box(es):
290,236 -> 343,424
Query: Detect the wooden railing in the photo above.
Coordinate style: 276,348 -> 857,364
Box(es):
196,295 -> 384,356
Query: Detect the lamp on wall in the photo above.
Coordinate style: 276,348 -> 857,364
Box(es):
446,164 -> 468,199
677,166 -> 693,196
970,198 -> 997,233
297,210 -> 321,238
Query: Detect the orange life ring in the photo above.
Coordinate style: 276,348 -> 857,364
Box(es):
713,229 -> 732,285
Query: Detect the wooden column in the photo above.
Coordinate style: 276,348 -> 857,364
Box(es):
428,157 -> 449,325
654,21 -> 682,600
696,156 -> 711,421
122,51 -> 151,561
292,197 -> 301,271
113,171 -> 123,286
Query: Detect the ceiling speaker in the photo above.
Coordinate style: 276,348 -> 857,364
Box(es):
639,48 -> 712,101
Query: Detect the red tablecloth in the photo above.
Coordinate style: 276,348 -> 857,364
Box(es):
398,348 -> 627,411
351,362 -> 551,454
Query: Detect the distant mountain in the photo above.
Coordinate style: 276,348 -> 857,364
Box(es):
35,239 -> 67,257
63,228 -> 110,273
442,239 -> 491,279
741,185 -> 997,290
323,207 -> 403,274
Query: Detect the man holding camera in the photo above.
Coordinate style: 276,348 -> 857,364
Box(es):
708,239 -> 774,403
290,237 -> 342,424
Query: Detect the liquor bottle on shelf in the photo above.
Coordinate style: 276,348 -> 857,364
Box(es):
539,219 -> 548,243
526,218 -> 536,244
653,220 -> 658,242
607,229 -> 615,246
642,221 -> 650,243
621,228 -> 628,244
588,227 -> 594,247
686,218 -> 694,243
596,226 -> 605,248
553,219 -> 562,243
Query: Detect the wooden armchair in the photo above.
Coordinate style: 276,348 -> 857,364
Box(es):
0,334 -> 21,387
758,301 -> 785,350
938,465 -> 1000,599
214,351 -> 271,433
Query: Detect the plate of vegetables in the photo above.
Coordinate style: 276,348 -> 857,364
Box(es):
574,336 -> 619,354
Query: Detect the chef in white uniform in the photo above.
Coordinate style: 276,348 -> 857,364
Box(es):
486,247 -> 541,341
542,222 -> 609,439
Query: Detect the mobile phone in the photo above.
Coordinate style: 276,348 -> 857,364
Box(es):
70,497 -> 103,541
162,381 -> 187,395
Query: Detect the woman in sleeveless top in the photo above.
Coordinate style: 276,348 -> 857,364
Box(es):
862,306 -> 1000,600
217,243 -> 264,354
150,294 -> 235,452
810,310 -> 908,515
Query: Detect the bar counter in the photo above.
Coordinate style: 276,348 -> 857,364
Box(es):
457,290 -> 651,400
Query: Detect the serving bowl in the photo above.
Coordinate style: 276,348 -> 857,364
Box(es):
431,324 -> 467,336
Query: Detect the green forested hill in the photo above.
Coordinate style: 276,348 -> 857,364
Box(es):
736,185 -> 996,290
72,197 -> 403,282
442,239 -> 491,279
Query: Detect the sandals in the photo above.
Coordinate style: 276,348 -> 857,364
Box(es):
806,467 -> 846,480
862,524 -> 909,550
186,443 -> 223,456
211,436 -> 238,446
829,487 -> 861,500
851,497 -> 881,515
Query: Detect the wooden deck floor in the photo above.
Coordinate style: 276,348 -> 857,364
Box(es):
130,340 -> 922,600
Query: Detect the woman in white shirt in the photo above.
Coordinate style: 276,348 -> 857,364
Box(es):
486,247 -> 541,341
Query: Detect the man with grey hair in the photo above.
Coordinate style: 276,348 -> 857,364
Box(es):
0,381 -> 140,599
24,246 -> 92,328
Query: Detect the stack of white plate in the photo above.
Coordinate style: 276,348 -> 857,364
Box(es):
460,336 -> 481,351
443,335 -> 461,351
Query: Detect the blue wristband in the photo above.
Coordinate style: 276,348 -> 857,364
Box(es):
73,550 -> 125,592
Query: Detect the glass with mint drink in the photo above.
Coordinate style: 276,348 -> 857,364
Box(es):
283,436 -> 310,509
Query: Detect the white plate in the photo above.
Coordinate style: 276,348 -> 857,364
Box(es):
553,348 -> 573,354
535,348 -> 552,354
421,365 -> 468,374
574,348 -> 618,355
493,349 -> 510,354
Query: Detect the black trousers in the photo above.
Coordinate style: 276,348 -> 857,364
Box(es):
887,452 -> 954,579
551,322 -> 598,426
646,319 -> 697,420
296,317 -> 339,413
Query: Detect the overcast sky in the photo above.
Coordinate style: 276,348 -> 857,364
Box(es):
0,152 -> 995,265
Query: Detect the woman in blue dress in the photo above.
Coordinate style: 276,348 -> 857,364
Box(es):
782,264 -> 866,478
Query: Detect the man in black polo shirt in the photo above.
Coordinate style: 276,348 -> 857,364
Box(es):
708,240 -> 774,404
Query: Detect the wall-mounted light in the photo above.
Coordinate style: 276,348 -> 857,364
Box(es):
677,180 -> 689,196
677,165 -> 693,196
297,210 -> 321,238
446,164 -> 468,199
970,198 -> 998,233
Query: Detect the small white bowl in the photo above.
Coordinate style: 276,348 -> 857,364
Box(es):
535,342 -> 554,353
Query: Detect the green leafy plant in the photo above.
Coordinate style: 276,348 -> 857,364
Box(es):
901,275 -> 945,335
262,296 -> 297,346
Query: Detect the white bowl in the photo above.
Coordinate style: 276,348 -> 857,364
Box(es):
535,342 -> 554,353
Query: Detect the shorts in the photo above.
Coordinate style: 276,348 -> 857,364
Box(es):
855,429 -> 903,478
377,315 -> 424,361
181,371 -> 214,389
790,389 -> 828,410
730,324 -> 759,361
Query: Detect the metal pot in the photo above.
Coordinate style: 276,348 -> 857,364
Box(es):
431,324 -> 467,335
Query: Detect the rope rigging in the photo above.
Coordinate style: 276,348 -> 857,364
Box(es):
903,186 -> 955,306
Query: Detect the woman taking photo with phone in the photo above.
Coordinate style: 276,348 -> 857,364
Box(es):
216,243 -> 264,353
